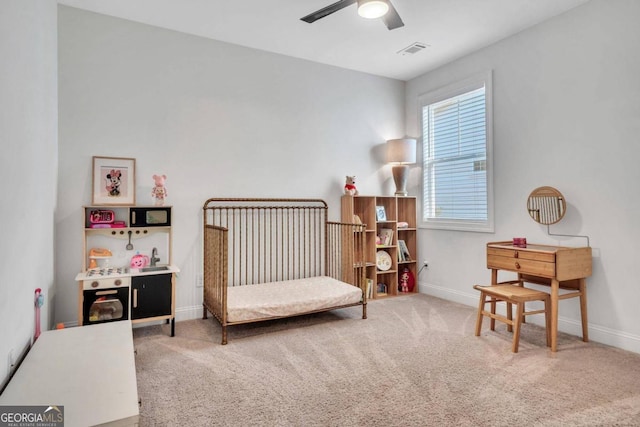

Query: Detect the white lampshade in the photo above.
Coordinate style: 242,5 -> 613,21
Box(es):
357,0 -> 389,19
387,138 -> 417,164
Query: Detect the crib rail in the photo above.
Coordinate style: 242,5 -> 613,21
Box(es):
326,221 -> 366,290
204,198 -> 329,285
203,223 -> 228,325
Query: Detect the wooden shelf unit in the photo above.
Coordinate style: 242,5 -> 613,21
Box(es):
81,206 -> 173,271
341,195 -> 418,299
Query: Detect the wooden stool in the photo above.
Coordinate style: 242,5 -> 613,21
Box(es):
474,281 -> 551,353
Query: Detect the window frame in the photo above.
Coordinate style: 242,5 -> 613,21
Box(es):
418,70 -> 494,233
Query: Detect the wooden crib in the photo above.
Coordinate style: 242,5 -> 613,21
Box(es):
202,198 -> 367,344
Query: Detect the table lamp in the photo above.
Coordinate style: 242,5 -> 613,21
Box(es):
387,138 -> 416,196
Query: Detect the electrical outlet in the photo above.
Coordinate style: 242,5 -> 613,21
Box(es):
196,275 -> 203,288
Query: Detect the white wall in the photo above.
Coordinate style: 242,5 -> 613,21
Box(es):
0,0 -> 58,385
54,1 -> 640,354
406,0 -> 640,353
56,6 -> 405,324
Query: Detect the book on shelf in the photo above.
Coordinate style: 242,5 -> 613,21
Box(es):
378,228 -> 394,246
366,279 -> 374,299
377,282 -> 388,296
397,245 -> 405,262
398,239 -> 411,261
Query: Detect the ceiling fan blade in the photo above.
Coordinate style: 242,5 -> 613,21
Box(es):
301,0 -> 357,23
382,1 -> 404,30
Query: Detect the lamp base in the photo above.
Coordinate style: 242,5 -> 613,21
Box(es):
392,165 -> 409,197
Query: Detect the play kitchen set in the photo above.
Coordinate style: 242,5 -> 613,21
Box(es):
75,206 -> 179,336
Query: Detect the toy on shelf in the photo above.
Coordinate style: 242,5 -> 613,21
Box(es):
151,174 -> 168,206
88,248 -> 112,269
399,267 -> 415,293
344,175 -> 359,196
130,252 -> 150,268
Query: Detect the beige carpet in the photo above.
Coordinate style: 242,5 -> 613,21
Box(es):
133,294 -> 640,426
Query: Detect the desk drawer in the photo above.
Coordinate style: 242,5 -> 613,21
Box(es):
487,247 -> 555,262
487,254 -> 556,278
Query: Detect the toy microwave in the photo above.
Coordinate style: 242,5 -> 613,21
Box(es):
89,210 -> 126,228
130,207 -> 171,227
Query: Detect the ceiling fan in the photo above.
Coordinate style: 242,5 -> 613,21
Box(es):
301,0 -> 405,30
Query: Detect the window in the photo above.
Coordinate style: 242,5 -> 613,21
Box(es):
419,71 -> 493,232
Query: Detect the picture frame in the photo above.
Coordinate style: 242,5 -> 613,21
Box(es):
379,228 -> 394,246
375,206 -> 387,221
92,156 -> 136,206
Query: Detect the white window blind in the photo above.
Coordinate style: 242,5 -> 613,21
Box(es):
420,72 -> 493,232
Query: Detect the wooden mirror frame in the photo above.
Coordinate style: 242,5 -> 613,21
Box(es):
527,186 -> 566,225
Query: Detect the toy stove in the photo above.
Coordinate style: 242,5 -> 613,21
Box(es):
86,267 -> 129,277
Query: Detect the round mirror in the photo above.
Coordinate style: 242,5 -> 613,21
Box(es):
527,186 -> 566,225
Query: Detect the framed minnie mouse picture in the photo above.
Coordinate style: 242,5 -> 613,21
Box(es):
92,156 -> 136,206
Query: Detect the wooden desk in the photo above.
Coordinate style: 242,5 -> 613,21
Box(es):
0,321 -> 139,426
486,241 -> 592,352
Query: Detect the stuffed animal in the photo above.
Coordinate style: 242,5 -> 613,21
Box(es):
151,174 -> 168,206
344,176 -> 359,196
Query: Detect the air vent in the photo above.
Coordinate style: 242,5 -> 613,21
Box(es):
397,42 -> 429,56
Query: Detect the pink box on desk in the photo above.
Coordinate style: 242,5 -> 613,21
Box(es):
512,237 -> 527,248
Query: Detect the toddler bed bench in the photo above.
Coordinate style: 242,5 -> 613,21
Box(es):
203,198 -> 367,344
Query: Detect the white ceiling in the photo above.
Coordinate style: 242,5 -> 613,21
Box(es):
57,0 -> 590,81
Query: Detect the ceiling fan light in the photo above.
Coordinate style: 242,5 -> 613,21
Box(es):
357,0 -> 389,19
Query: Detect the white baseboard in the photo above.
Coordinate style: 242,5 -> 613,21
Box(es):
55,307 -> 204,331
419,283 -> 640,355
176,305 -> 206,322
